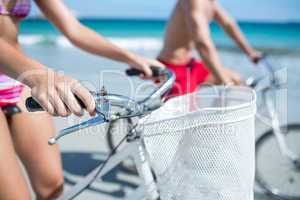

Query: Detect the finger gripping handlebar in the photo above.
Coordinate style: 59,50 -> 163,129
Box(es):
126,66 -> 164,77
25,66 -> 173,113
25,95 -> 85,112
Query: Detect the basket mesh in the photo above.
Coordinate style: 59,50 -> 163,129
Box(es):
141,86 -> 256,200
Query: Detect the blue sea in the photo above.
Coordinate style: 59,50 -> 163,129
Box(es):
20,19 -> 300,50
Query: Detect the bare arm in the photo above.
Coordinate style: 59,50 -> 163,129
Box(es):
179,0 -> 232,84
214,3 -> 261,63
0,38 -> 94,116
35,0 -> 131,63
34,0 -> 164,76
0,38 -> 45,86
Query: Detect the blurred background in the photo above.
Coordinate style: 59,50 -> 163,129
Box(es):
25,0 -> 300,51
21,0 -> 300,128
21,1 -> 300,199
21,0 -> 300,104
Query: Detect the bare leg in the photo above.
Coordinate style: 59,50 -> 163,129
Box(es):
0,109 -> 31,200
9,88 -> 64,200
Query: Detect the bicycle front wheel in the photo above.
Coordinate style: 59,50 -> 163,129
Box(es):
256,124 -> 300,199
106,118 -> 137,173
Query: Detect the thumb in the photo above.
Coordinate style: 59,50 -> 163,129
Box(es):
142,65 -> 153,77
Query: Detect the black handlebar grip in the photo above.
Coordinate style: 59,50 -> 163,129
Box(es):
25,97 -> 43,112
26,96 -> 86,112
125,66 -> 163,77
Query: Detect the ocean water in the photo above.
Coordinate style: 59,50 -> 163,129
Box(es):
20,19 -> 300,51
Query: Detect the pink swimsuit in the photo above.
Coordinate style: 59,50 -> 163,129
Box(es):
0,0 -> 30,107
0,0 -> 31,18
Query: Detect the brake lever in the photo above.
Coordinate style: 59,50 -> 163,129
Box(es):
48,115 -> 108,145
48,93 -> 141,145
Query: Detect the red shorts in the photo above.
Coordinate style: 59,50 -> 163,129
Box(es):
159,58 -> 210,97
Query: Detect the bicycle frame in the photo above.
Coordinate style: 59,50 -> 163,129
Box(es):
248,56 -> 300,163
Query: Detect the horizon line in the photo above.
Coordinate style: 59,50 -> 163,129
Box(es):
26,16 -> 300,25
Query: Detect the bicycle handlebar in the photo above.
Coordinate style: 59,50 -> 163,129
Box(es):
246,54 -> 279,89
126,66 -> 163,77
25,67 -> 175,145
26,95 -> 86,112
26,66 -> 174,113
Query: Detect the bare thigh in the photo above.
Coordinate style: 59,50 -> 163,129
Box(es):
0,109 -> 31,200
8,88 -> 63,198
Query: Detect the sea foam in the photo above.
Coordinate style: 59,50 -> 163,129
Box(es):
19,35 -> 163,51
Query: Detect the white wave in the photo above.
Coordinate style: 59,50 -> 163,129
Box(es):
19,35 -> 163,50
19,35 -> 45,45
109,37 -> 162,50
56,36 -> 73,48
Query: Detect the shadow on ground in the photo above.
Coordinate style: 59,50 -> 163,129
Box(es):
61,151 -> 138,198
61,151 -> 272,199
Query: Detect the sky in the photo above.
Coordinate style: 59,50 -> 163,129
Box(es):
30,0 -> 300,22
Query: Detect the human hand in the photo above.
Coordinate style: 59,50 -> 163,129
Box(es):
127,54 -> 165,78
219,68 -> 242,86
27,69 -> 95,117
249,50 -> 263,64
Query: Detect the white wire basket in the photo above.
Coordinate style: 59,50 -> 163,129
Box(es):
141,86 -> 257,200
